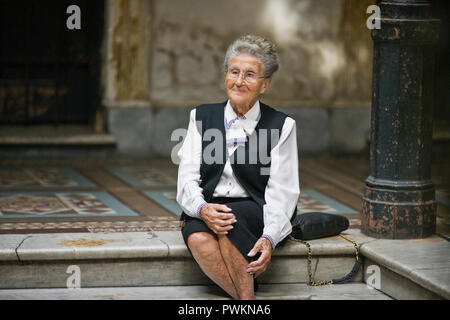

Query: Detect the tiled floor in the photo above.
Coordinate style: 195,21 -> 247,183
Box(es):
0,155 -> 448,239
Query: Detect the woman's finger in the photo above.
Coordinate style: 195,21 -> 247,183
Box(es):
248,251 -> 269,268
217,212 -> 235,221
205,205 -> 234,220
215,217 -> 236,227
247,262 -> 269,274
247,243 -> 261,258
247,239 -> 271,274
218,204 -> 233,212
203,210 -> 231,223
210,204 -> 232,212
211,223 -> 234,234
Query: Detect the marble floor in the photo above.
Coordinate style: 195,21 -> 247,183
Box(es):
0,155 -> 448,239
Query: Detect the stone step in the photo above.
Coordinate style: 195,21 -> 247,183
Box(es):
3,231 -> 448,299
0,231 -> 368,289
0,125 -> 116,146
0,283 -> 392,300
360,236 -> 450,300
0,125 -> 118,159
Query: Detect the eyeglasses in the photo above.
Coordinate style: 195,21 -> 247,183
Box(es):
226,69 -> 266,83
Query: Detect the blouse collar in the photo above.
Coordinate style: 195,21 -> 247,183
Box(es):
224,100 -> 261,130
224,100 -> 261,146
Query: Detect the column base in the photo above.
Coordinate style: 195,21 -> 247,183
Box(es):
361,185 -> 436,239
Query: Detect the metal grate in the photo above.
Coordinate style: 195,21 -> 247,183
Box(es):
0,0 -> 103,125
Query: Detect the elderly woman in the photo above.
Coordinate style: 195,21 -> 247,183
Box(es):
176,35 -> 300,300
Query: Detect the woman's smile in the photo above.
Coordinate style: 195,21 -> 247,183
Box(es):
232,87 -> 246,94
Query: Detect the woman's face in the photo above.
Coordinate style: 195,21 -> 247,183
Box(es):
225,53 -> 271,109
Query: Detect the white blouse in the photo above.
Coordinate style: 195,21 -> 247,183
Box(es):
176,100 -> 300,248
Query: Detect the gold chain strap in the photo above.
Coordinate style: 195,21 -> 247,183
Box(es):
289,234 -> 360,286
339,234 -> 360,263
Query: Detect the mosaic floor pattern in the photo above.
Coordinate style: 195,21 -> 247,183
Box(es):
0,217 -> 180,233
105,165 -> 177,187
0,191 -> 138,218
142,189 -> 359,218
0,156 -> 447,238
0,167 -> 97,189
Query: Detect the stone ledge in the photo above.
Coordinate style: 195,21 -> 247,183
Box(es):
0,232 -> 166,262
0,231 -> 364,289
0,235 -> 27,261
4,230 -> 448,298
0,231 -> 371,262
363,257 -> 444,300
360,236 -> 450,299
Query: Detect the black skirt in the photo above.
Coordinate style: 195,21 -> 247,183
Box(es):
181,197 -> 263,262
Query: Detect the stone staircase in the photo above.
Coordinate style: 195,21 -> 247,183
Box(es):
0,230 -> 448,300
0,125 -> 118,160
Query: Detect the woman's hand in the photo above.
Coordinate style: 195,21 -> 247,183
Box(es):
199,203 -> 236,235
246,237 -> 272,277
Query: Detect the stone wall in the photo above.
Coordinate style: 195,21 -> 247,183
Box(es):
103,0 -> 375,157
150,0 -> 374,107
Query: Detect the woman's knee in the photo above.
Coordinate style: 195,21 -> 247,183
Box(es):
187,232 -> 217,255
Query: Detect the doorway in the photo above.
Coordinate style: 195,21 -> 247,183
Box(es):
0,0 -> 104,125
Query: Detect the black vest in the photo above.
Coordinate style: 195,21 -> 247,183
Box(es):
194,101 -> 288,210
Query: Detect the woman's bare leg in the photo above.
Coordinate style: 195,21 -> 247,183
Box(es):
187,232 -> 239,300
217,234 -> 255,300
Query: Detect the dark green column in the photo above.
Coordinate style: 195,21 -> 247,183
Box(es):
362,0 -> 440,239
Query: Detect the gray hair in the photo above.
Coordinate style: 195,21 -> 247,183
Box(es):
223,35 -> 279,78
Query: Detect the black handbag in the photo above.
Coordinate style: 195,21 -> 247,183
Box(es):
292,212 -> 349,240
290,212 -> 361,286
